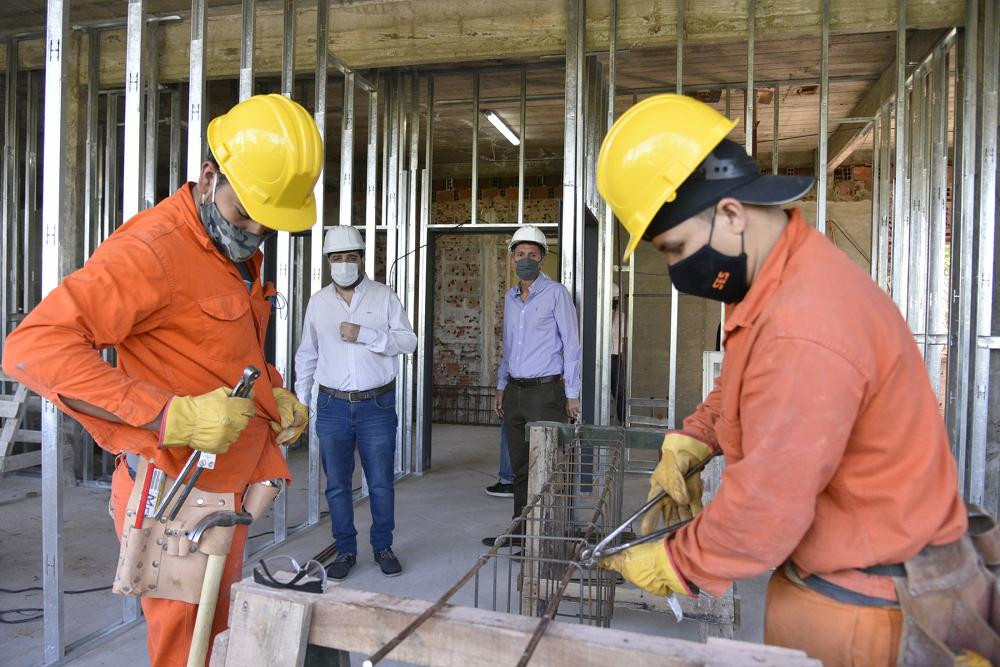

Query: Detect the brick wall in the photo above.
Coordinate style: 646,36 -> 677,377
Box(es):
433,234 -> 508,388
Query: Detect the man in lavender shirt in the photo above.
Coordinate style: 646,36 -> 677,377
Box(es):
483,225 -> 582,546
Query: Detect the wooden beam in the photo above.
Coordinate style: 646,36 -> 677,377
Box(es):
224,588 -> 312,667
826,29 -> 947,170
219,580 -> 819,666
0,2 -> 965,83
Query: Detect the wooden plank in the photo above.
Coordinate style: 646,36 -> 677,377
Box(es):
209,630 -> 230,667
1,2 -> 964,82
226,580 -> 818,666
0,450 -> 42,473
0,401 -> 21,419
15,430 -> 42,444
225,588 -> 313,667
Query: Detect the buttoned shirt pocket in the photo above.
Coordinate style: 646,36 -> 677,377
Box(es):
198,291 -> 254,364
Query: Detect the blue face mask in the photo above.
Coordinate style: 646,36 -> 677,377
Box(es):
199,175 -> 267,263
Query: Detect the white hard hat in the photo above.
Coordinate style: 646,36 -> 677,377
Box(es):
508,225 -> 548,254
323,225 -> 365,254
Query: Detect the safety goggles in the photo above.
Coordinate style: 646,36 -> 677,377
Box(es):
253,555 -> 327,594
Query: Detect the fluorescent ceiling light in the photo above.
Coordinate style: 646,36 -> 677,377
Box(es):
483,110 -> 520,146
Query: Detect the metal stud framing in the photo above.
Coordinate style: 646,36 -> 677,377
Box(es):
816,0 -> 829,234
186,0 -> 207,181
969,0 -> 998,507
41,2 -> 69,660
122,0 -> 146,221
270,0 -> 292,547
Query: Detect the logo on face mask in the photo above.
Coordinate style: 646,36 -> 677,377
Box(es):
711,272 -> 731,290
667,216 -> 749,304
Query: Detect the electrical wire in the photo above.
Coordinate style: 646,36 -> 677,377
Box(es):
0,584 -> 113,625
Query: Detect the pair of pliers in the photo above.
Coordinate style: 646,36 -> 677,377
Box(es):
579,452 -> 717,567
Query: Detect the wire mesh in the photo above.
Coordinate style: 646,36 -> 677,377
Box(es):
431,384 -> 499,425
472,427 -> 625,629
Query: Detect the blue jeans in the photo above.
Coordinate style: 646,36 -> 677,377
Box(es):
316,389 -> 398,555
498,420 -> 512,484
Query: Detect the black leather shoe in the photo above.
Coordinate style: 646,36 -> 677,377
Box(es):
374,547 -> 402,577
325,553 -> 356,581
481,534 -> 524,548
485,482 -> 514,498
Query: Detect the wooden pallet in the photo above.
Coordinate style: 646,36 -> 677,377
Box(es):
0,372 -> 43,473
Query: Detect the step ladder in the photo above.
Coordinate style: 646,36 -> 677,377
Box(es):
0,371 -> 43,473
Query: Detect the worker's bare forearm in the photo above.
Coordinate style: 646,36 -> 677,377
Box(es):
60,395 -> 163,432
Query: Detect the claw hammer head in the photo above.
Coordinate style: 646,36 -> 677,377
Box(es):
186,510 -> 253,551
231,366 -> 261,399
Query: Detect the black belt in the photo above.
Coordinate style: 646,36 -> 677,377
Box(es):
319,380 -> 395,403
790,561 -> 903,608
508,374 -> 561,387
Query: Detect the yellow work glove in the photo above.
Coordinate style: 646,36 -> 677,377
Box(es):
160,387 -> 255,454
639,433 -> 713,535
598,540 -> 692,597
271,388 -> 309,445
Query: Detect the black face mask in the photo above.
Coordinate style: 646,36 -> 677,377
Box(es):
667,217 -> 748,304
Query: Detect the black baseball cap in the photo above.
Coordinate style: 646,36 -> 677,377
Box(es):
643,139 -> 814,240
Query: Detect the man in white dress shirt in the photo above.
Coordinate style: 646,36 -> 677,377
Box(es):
295,226 -> 417,580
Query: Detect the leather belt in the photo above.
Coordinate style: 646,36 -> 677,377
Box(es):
319,380 -> 395,403
508,374 -> 561,387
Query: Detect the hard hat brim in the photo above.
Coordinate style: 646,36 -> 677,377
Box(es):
622,233 -> 643,262
246,195 -> 317,234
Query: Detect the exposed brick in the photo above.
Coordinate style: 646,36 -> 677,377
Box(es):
543,174 -> 561,186
436,190 -> 456,203
457,188 -> 473,201
851,166 -> 873,183
480,187 -> 500,200
552,185 -> 562,200
529,185 -> 549,200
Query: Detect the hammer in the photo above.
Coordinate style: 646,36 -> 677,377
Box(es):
185,510 -> 253,667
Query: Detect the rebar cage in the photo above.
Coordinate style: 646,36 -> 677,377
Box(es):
471,426 -> 625,628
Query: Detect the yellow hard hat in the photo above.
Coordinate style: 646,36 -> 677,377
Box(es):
207,94 -> 324,233
597,94 -> 736,260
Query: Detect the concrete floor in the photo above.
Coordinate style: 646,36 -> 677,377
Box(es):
0,424 -> 767,666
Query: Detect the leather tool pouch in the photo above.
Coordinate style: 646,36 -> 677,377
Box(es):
894,504 -> 1000,665
112,458 -> 238,604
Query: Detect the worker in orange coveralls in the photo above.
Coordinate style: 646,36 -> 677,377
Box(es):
593,94 -> 1000,666
2,94 -> 320,666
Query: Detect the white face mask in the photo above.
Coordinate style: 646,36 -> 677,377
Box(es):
330,261 -> 360,287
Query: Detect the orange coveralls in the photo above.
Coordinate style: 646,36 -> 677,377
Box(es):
2,185 -> 289,666
669,209 -> 968,665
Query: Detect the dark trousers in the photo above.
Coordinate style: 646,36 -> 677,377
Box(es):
503,380 -> 567,520
611,354 -> 626,424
